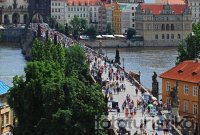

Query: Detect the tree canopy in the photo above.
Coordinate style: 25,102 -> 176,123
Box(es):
176,22 -> 200,64
8,39 -> 107,135
126,28 -> 136,40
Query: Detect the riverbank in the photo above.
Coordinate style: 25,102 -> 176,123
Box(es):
79,39 -> 180,48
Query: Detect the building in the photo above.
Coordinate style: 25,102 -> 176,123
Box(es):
135,3 -> 192,46
160,60 -> 200,121
112,2 -> 121,34
51,0 -> 66,24
0,0 -> 28,24
28,0 -> 51,23
119,3 -> 138,34
188,0 -> 200,23
98,4 -> 107,34
155,0 -> 186,4
0,81 -> 13,135
65,0 -> 101,26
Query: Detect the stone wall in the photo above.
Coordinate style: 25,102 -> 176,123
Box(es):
80,39 -> 144,48
0,28 -> 25,43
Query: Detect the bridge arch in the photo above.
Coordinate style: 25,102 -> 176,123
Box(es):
32,13 -> 43,23
12,13 -> 20,24
4,14 -> 10,24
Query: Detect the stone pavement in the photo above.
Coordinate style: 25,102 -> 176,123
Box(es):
93,58 -> 173,135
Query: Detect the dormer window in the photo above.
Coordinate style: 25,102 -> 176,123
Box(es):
192,72 -> 197,76
178,70 -> 183,74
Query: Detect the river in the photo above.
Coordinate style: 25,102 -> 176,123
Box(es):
101,47 -> 178,90
0,45 -> 177,90
0,45 -> 26,86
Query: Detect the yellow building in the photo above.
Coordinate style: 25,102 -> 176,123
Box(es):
160,60 -> 200,118
0,81 -> 13,135
112,2 -> 121,34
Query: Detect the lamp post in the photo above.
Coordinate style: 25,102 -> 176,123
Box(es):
122,58 -> 124,68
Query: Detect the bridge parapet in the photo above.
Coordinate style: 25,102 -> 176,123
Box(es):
0,28 -> 25,43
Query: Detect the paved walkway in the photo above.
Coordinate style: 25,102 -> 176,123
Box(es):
92,58 -> 173,135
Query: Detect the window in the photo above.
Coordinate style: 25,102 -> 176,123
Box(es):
167,34 -> 169,39
162,24 -> 165,30
166,24 -> 170,30
52,2 -> 54,6
171,34 -> 174,39
1,114 -> 4,127
68,8 -> 70,11
55,2 -> 57,6
132,7 -> 134,10
58,9 -> 60,12
132,13 -> 134,16
94,7 -> 96,11
132,24 -> 135,27
58,16 -> 60,19
155,34 -> 158,39
68,14 -> 70,17
58,2 -> 60,6
80,7 -> 82,11
193,103 -> 198,114
77,8 -> 79,11
184,85 -> 189,94
162,34 -> 165,39
166,81 -> 170,91
193,86 -> 198,96
71,8 -> 73,11
171,24 -> 174,30
178,34 -> 181,39
55,9 -> 57,12
52,9 -> 54,12
5,112 -> 9,125
184,101 -> 189,113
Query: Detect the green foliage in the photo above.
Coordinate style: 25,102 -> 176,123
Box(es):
49,17 -> 57,28
8,39 -> 107,135
106,23 -> 114,35
85,26 -> 97,39
70,16 -> 88,39
64,23 -> 70,36
126,28 -> 136,40
176,22 -> 200,64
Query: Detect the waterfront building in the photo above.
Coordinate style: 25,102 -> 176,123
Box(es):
0,0 -> 28,24
112,2 -> 121,34
155,0 -> 186,4
119,3 -> 138,34
98,4 -> 107,34
188,0 -> 200,23
28,0 -> 51,23
135,3 -> 192,46
51,0 -> 66,25
0,81 -> 13,135
65,0 -> 101,26
160,60 -> 200,120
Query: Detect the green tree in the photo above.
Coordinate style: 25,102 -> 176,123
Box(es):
49,17 -> 57,28
106,23 -> 113,35
126,28 -> 136,40
70,16 -> 88,39
176,22 -> 200,64
85,26 -> 97,39
65,23 -> 70,36
8,39 -> 107,135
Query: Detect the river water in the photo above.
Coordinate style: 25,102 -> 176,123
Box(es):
0,45 -> 26,86
101,47 -> 178,90
0,45 -> 177,90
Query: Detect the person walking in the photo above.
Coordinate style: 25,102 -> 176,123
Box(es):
152,121 -> 155,131
144,117 -> 147,128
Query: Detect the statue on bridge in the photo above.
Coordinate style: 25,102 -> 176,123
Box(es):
115,47 -> 120,64
169,81 -> 180,108
152,72 -> 157,83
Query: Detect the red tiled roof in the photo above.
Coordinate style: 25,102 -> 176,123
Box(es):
159,60 -> 200,84
156,0 -> 186,5
140,4 -> 187,15
67,0 -> 101,6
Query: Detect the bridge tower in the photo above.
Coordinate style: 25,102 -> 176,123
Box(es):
28,0 -> 51,23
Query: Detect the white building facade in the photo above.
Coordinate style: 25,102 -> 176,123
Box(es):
119,3 -> 138,34
51,0 -> 66,24
0,0 -> 28,24
188,0 -> 200,23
